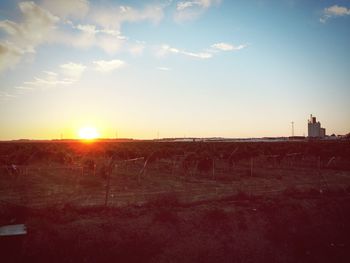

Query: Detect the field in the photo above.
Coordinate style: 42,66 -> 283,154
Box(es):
1,140 -> 350,262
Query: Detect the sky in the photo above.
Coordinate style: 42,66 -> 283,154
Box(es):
0,0 -> 349,140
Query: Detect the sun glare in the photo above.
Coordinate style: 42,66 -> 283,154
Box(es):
78,127 -> 99,140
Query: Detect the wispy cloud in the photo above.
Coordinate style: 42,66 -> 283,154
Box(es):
23,71 -> 72,90
60,62 -> 86,81
14,59 -> 126,95
53,22 -> 128,54
9,58 -> 126,100
73,24 -> 127,39
157,66 -> 171,71
174,0 -> 221,22
159,44 -> 213,59
211,43 -> 247,51
158,41 -> 247,59
92,4 -> 164,31
93,59 -> 125,72
320,5 -> 350,23
176,0 -> 216,11
16,62 -> 86,92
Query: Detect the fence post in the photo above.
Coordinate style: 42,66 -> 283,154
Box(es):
104,165 -> 113,207
250,157 -> 254,177
212,158 -> 215,181
318,156 -> 330,191
249,157 -> 254,198
172,160 -> 176,180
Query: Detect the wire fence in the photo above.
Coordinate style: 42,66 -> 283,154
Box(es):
1,155 -> 350,208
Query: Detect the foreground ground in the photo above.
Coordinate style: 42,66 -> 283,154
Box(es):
0,141 -> 350,262
1,190 -> 350,263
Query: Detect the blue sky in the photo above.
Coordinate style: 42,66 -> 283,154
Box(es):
0,0 -> 349,139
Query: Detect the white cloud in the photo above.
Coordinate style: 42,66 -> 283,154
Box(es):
75,24 -> 98,35
183,51 -> 212,59
0,1 -> 59,71
176,0 -> 216,11
0,42 -> 25,71
159,44 -> 212,59
93,59 -> 125,72
23,71 -> 72,90
175,0 -> 221,22
24,76 -> 72,89
0,1 -> 59,47
158,41 -> 247,59
211,43 -> 247,51
100,29 -> 126,38
15,62 -> 86,93
53,22 -> 127,54
92,4 -> 164,31
320,5 -> 350,23
60,62 -> 86,80
40,0 -> 90,19
73,24 -> 127,39
157,67 -> 171,71
325,5 -> 350,16
0,1 -> 165,70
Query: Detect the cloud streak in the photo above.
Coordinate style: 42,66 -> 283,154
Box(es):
320,5 -> 350,23
93,59 -> 125,72
16,62 -> 86,93
92,4 -> 164,31
159,44 -> 213,59
211,43 -> 247,51
158,41 -> 247,59
157,67 -> 171,71
174,0 -> 221,22
60,62 -> 86,81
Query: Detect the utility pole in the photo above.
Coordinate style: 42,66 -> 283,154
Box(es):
291,121 -> 294,137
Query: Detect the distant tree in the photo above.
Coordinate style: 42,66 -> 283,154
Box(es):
345,133 -> 350,140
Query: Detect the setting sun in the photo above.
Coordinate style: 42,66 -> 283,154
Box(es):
78,127 -> 99,140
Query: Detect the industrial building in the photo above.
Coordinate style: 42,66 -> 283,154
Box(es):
308,114 -> 326,138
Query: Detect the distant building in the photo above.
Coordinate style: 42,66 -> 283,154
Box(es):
308,114 -> 326,138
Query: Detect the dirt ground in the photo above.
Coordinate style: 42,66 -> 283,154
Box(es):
1,141 -> 350,262
1,190 -> 350,263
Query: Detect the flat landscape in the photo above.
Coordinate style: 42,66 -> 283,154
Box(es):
1,1 -> 349,262
1,140 -> 350,262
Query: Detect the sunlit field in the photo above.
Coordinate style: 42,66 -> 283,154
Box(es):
1,140 -> 350,262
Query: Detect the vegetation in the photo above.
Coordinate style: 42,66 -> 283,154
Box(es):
0,140 -> 350,262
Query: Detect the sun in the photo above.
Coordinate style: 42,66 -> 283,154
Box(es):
78,127 -> 99,140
